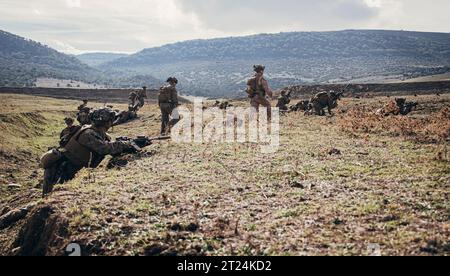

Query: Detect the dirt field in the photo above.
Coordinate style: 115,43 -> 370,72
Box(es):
0,93 -> 448,256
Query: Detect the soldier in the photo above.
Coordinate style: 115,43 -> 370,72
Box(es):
276,90 -> 291,111
77,99 -> 91,125
158,77 -> 179,135
60,118 -> 78,139
137,86 -> 148,109
113,106 -> 138,126
77,99 -> 89,111
129,91 -> 138,111
246,65 -> 273,119
42,108 -> 136,195
213,100 -> 221,108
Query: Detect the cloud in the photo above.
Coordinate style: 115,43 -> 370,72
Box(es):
65,0 -> 81,8
174,0 -> 380,32
0,0 -> 448,54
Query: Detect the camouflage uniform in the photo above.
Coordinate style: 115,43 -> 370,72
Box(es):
137,87 -> 147,108
247,72 -> 272,119
43,109 -> 132,195
77,107 -> 92,125
77,100 -> 88,111
113,110 -> 137,126
59,125 -> 78,140
158,82 -> 179,135
60,118 -> 77,139
129,91 -> 139,111
276,92 -> 291,111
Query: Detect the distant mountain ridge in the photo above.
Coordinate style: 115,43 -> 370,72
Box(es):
101,30 -> 450,97
76,52 -> 129,67
2,29 -> 450,96
0,30 -> 161,89
0,30 -> 104,87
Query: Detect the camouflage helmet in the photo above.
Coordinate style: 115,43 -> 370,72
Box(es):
64,117 -> 74,124
89,108 -> 116,126
253,65 -> 265,73
166,77 -> 178,84
83,99 -> 89,103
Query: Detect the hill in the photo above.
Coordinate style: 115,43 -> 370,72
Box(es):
101,30 -> 450,97
0,31 -> 161,89
76,52 -> 129,67
0,30 -> 104,87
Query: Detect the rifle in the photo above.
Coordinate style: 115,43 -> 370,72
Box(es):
116,136 -> 171,154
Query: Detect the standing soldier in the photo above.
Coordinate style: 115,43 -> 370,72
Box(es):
158,77 -> 179,135
42,108 -> 136,195
137,86 -> 148,109
246,65 -> 273,119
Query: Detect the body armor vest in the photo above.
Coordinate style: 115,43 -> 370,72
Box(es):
247,77 -> 266,97
63,125 -> 96,168
158,85 -> 174,104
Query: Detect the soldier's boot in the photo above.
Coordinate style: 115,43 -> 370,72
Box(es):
42,167 -> 57,196
161,116 -> 170,135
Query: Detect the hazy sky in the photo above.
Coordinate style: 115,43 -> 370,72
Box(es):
0,0 -> 449,54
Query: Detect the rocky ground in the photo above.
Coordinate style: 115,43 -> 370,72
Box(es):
0,93 -> 448,256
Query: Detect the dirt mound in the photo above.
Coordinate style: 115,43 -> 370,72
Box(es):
12,205 -> 68,256
0,112 -> 47,141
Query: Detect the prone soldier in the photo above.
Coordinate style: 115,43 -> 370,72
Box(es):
41,108 -> 137,195
77,99 -> 88,111
276,90 -> 291,111
113,106 -> 138,126
60,118 -> 78,140
77,99 -> 92,125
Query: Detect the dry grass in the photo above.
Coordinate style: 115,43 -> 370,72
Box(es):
0,93 -> 449,256
337,106 -> 449,144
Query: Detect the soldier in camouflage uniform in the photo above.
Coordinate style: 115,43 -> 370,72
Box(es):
158,77 -> 179,135
246,65 -> 273,119
77,99 -> 92,125
78,99 -> 88,111
137,86 -> 148,109
129,91 -> 139,112
42,108 -> 135,195
276,90 -> 291,111
60,118 -> 78,140
113,106 -> 138,126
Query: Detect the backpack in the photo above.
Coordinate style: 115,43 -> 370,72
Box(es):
59,125 -> 82,148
